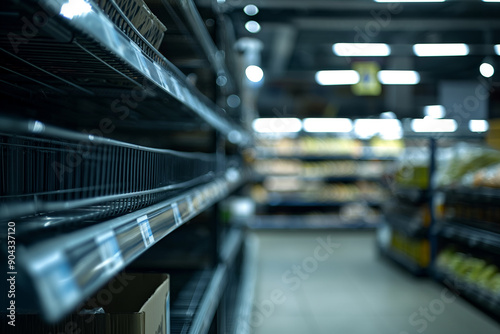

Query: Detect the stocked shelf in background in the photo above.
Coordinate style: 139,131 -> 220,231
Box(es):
254,137 -> 403,159
250,214 -> 380,230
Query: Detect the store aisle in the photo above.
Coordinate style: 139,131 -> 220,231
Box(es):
250,230 -> 500,334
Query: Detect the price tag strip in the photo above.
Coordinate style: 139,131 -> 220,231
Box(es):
137,215 -> 155,248
95,231 -> 124,276
130,41 -> 151,78
171,202 -> 182,226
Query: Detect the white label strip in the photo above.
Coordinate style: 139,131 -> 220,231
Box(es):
130,41 -> 151,78
171,202 -> 182,226
154,63 -> 171,93
187,195 -> 195,217
137,215 -> 154,248
95,231 -> 124,275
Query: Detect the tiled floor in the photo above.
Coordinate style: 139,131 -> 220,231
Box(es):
251,230 -> 500,334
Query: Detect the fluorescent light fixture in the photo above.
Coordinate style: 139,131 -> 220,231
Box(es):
483,0 -> 500,2
245,65 -> 264,82
315,70 -> 360,85
332,43 -> 391,57
480,63 -> 495,78
245,20 -> 261,33
243,4 -> 259,16
469,120 -> 489,133
252,118 -> 302,133
495,45 -> 500,55
377,70 -> 420,85
353,119 -> 402,139
60,0 -> 92,19
375,0 -> 445,2
424,105 -> 446,118
303,118 -> 353,133
411,118 -> 457,132
413,43 -> 469,57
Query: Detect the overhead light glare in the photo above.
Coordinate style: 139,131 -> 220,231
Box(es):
303,118 -> 353,133
252,118 -> 302,133
469,120 -> 489,133
480,63 -> 495,78
411,118 -> 457,132
245,65 -> 264,82
243,4 -> 259,16
245,20 -> 261,33
332,43 -> 391,57
315,70 -> 360,85
413,43 -> 469,57
377,70 -> 420,85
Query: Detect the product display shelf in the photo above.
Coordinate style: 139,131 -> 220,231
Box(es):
379,246 -> 427,276
170,227 -> 244,334
432,268 -> 500,319
13,166 -> 245,322
161,0 -> 235,93
250,215 -> 380,230
434,222 -> 500,255
254,153 -> 397,161
0,0 -> 249,144
383,211 -> 429,239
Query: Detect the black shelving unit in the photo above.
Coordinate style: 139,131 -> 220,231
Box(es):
0,0 -> 252,332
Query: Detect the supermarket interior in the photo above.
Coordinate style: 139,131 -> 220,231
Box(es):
2,0 -> 500,333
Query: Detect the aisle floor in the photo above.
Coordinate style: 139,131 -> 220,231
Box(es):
250,230 -> 500,334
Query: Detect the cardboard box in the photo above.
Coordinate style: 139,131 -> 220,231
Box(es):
4,273 -> 170,334
86,272 -> 170,334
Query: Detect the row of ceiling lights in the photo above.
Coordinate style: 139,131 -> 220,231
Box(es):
252,117 -> 488,139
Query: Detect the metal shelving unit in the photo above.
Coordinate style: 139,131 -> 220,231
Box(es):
0,0 -> 251,329
0,0 -> 250,144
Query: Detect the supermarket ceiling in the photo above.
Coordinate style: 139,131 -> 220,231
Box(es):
197,0 -> 500,120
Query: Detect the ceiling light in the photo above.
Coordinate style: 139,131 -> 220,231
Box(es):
252,118 -> 302,133
315,70 -> 360,85
411,119 -> 457,132
60,0 -> 92,19
483,0 -> 500,2
245,20 -> 261,33
413,43 -> 469,57
469,120 -> 489,133
245,65 -> 264,82
495,45 -> 500,55
332,43 -> 391,57
424,105 -> 445,118
303,118 -> 353,133
377,70 -> 420,85
243,4 -> 259,16
353,119 -> 402,139
480,63 -> 495,78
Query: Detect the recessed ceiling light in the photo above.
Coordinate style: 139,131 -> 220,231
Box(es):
315,70 -> 360,85
480,63 -> 495,78
243,4 -> 259,16
332,43 -> 391,57
413,43 -> 469,57
245,20 -> 261,33
245,65 -> 264,82
377,70 -> 420,85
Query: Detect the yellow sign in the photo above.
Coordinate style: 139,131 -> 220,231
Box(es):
352,62 -> 381,96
